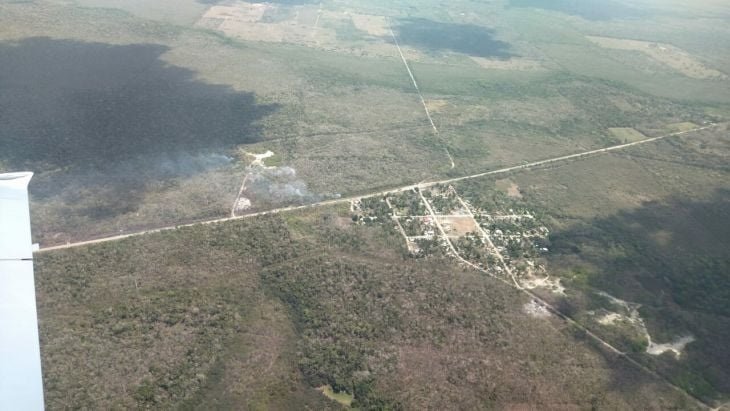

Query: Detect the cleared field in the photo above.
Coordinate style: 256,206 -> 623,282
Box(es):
437,216 -> 478,237
667,121 -> 700,132
586,36 -> 727,80
198,2 -> 318,44
195,2 -> 404,59
609,127 -> 647,143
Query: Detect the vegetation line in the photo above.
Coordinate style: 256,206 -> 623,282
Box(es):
35,123 -> 720,253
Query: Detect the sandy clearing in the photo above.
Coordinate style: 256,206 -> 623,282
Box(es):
437,216 -> 478,237
245,150 -> 275,168
520,275 -> 565,295
598,291 -> 696,358
231,151 -> 277,217
647,336 -> 696,358
598,312 -> 624,325
234,197 -> 252,212
523,299 -> 551,318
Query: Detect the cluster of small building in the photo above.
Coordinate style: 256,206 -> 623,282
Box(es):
352,187 -> 557,294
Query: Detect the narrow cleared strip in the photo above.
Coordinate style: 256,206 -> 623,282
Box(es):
388,19 -> 455,169
230,173 -> 250,218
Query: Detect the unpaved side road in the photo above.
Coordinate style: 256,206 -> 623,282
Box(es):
36,123 -> 720,253
231,174 -> 250,218
388,19 -> 455,169
421,187 -> 713,410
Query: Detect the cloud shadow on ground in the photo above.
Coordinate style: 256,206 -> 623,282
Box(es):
0,37 -> 278,220
549,189 -> 730,401
391,18 -> 514,59
0,37 -> 277,170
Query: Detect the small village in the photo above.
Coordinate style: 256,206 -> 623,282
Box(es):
353,184 -> 699,360
351,184 -> 564,296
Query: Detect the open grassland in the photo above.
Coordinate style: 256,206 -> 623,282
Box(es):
609,127 -> 647,143
37,207 -> 703,409
454,124 -> 730,404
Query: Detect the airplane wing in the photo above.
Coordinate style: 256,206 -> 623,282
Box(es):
0,172 -> 44,410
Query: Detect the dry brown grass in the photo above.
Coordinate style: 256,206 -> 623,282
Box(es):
202,2 -> 269,23
586,36 -> 727,80
350,13 -> 389,37
470,56 -> 544,71
666,121 -> 699,132
197,2 -> 329,45
496,178 -> 523,198
609,127 -> 646,143
425,99 -> 450,113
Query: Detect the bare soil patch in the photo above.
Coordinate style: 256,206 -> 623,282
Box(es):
523,300 -> 551,318
496,178 -> 522,198
425,99 -> 449,113
438,216 -> 478,237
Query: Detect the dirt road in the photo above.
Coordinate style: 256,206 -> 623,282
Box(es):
426,187 -> 712,409
34,123 -> 720,408
36,122 -> 719,253
388,20 -> 455,169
